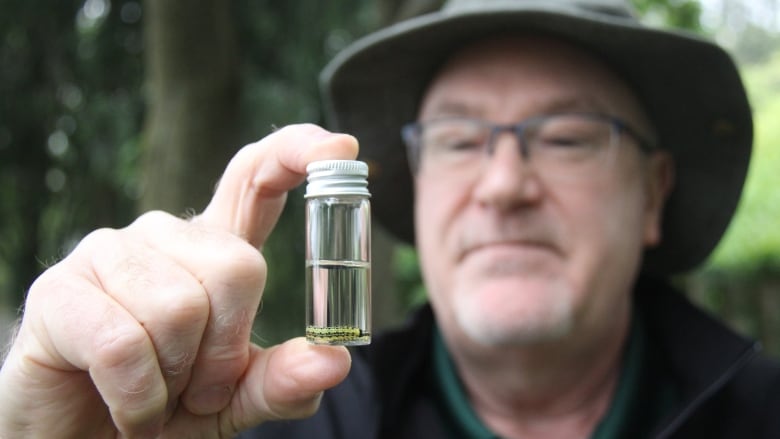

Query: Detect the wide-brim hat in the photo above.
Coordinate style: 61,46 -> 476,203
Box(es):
320,0 -> 752,275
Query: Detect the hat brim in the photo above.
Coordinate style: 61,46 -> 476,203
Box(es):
320,3 -> 752,275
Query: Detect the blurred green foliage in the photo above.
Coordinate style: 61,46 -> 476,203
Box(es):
707,52 -> 780,273
0,0 -> 144,308
632,0 -> 702,31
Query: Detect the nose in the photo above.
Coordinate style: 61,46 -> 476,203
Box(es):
473,132 -> 543,210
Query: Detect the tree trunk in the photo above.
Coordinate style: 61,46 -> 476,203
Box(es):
140,0 -> 240,214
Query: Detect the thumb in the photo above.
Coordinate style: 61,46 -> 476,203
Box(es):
226,338 -> 352,432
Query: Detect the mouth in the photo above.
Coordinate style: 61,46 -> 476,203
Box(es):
458,239 -> 560,264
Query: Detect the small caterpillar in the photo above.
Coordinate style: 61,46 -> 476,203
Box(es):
306,325 -> 368,344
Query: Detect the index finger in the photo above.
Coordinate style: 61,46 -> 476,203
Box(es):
198,123 -> 359,247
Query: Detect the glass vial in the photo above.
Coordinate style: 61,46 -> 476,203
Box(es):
305,160 -> 371,346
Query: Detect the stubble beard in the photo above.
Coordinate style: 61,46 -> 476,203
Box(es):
452,270 -> 576,347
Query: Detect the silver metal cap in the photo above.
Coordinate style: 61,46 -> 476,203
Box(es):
305,160 -> 370,198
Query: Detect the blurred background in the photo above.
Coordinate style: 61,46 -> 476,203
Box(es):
1,0 -> 778,356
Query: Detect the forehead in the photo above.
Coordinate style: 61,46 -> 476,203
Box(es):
419,36 -> 646,123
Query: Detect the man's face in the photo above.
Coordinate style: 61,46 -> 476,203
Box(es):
414,37 -> 672,347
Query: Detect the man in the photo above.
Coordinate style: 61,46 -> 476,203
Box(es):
1,0 -> 778,438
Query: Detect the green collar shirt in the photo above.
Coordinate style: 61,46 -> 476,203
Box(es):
431,310 -> 679,438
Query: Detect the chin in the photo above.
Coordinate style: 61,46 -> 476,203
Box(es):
452,277 -> 576,347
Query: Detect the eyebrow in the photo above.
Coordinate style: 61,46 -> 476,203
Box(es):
420,101 -> 482,120
538,96 -> 611,114
420,95 -> 612,121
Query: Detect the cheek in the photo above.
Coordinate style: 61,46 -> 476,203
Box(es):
414,175 -> 468,241
564,176 -> 648,280
542,171 -> 628,249
414,177 -> 440,248
414,176 -> 468,292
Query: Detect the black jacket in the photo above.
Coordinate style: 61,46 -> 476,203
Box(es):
242,277 -> 780,438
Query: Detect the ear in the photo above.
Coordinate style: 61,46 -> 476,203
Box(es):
643,151 -> 675,247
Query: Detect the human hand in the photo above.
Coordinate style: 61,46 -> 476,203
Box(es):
0,124 -> 358,438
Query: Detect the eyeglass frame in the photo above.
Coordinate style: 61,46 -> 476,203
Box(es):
400,112 -> 656,176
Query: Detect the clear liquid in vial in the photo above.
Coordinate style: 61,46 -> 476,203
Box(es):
306,259 -> 371,345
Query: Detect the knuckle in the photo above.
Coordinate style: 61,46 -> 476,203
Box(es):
144,287 -> 210,376
26,264 -> 66,303
184,213 -> 266,285
115,253 -> 155,289
228,243 -> 267,284
159,348 -> 196,377
195,235 -> 266,289
25,263 -> 89,312
91,322 -> 150,370
157,283 -> 211,325
77,227 -> 123,256
130,210 -> 178,230
211,307 -> 254,350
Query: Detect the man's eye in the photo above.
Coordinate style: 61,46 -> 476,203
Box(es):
539,135 -> 589,148
442,138 -> 482,151
426,133 -> 483,153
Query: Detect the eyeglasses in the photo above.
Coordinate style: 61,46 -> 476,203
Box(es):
401,113 -> 654,181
